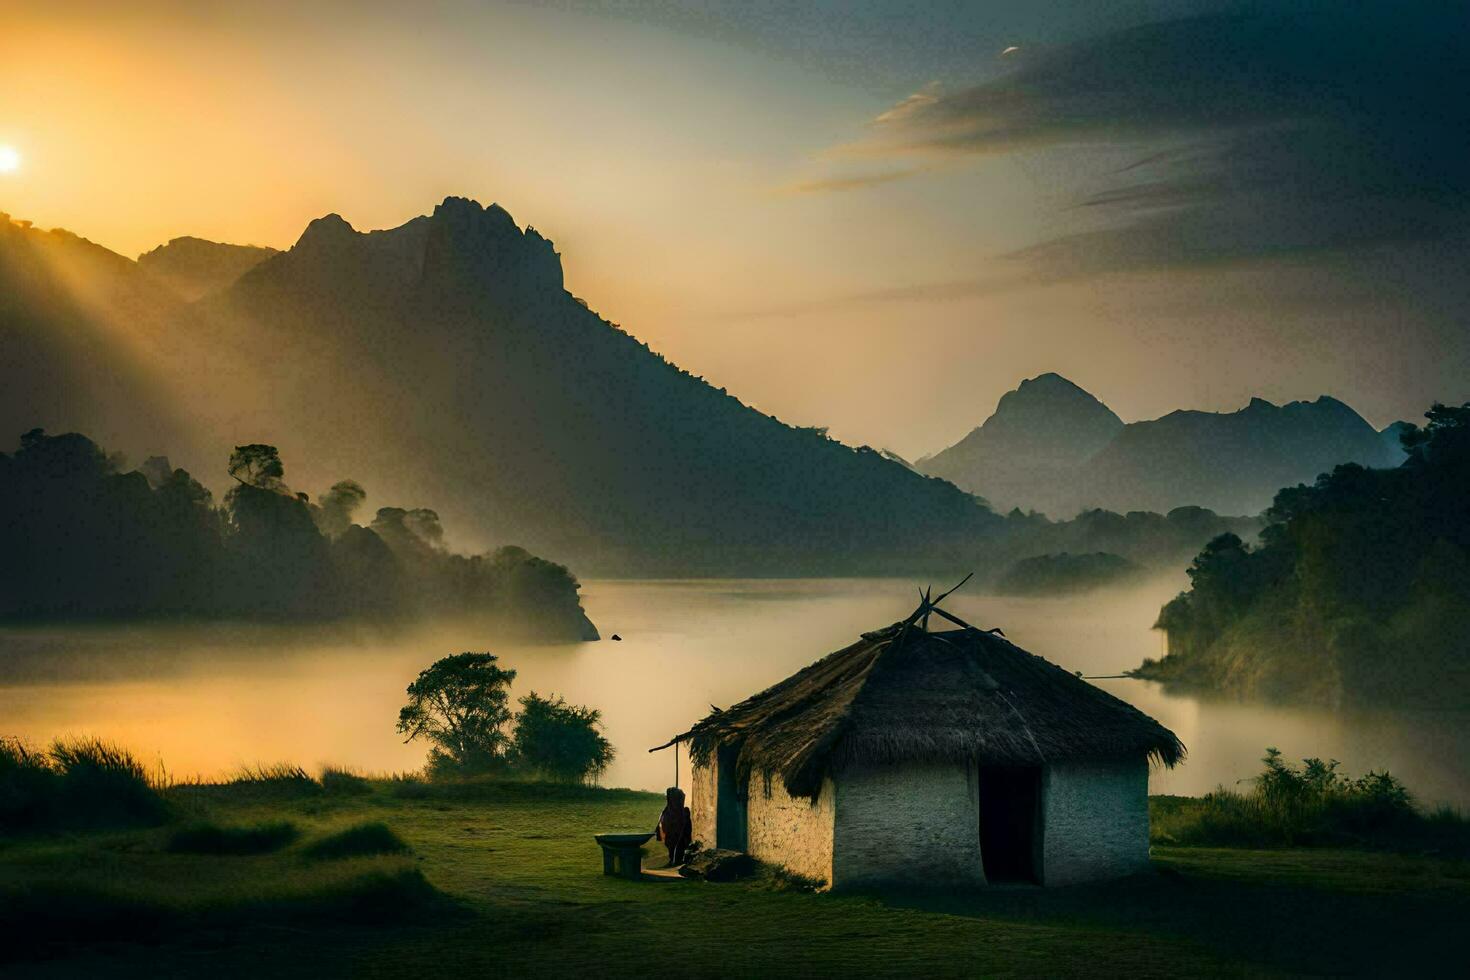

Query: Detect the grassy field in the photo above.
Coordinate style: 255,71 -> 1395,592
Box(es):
3,778 -> 1467,978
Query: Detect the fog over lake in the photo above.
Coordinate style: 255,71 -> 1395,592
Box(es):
3,578 -> 1467,806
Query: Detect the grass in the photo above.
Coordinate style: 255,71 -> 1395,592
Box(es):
1,768 -> 1466,977
166,820 -> 299,855
0,736 -> 168,834
226,763 -> 322,797
321,766 -> 374,796
303,821 -> 409,860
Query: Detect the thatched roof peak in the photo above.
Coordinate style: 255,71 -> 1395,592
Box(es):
662,596 -> 1184,801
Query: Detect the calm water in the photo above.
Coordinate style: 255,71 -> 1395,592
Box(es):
2,578 -> 1467,806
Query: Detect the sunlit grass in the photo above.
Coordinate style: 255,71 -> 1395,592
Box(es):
1,764 -> 1466,975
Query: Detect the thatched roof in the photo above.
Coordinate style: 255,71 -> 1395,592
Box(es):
663,602 -> 1184,801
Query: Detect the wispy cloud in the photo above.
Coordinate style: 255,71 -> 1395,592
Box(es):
784,168 -> 918,195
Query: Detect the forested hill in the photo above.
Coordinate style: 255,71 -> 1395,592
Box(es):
187,196 -> 1003,573
1137,404 -> 1470,707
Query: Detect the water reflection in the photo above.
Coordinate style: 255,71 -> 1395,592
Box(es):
1,578 -> 1466,807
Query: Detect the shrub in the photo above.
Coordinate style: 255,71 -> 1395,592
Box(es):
303,822 -> 410,860
510,692 -> 614,784
166,821 -> 299,855
1153,747 -> 1470,854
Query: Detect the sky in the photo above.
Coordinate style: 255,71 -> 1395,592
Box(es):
2,0 -> 1466,457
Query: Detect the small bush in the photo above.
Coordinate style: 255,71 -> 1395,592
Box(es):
166,821 -> 299,855
1153,747 -> 1470,855
0,737 -> 167,834
229,763 -> 321,797
304,822 -> 410,860
320,766 -> 373,796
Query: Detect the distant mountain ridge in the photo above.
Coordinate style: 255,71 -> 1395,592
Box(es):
918,373 -> 1123,511
137,237 -> 278,300
919,376 -> 1405,517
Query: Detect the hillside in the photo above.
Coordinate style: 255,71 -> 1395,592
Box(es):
920,378 -> 1404,517
137,236 -> 278,300
1137,404 -> 1470,706
157,197 -> 1005,573
0,213 -> 191,458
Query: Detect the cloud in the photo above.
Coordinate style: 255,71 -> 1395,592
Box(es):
784,168 -> 919,194
851,3 -> 1470,273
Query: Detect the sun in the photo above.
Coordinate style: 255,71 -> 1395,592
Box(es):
0,146 -> 21,173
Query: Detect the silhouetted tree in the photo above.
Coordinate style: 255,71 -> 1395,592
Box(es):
227,443 -> 284,489
396,653 -> 517,775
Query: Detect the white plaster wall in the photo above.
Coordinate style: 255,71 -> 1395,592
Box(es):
1041,758 -> 1150,886
689,759 -> 717,850
830,762 -> 985,890
745,774 -> 835,886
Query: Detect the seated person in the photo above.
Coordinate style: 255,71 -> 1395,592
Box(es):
654,786 -> 693,866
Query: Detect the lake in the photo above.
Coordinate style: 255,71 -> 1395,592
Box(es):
2,577 -> 1468,806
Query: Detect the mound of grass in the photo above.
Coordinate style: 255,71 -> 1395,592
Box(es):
0,882 -> 169,954
0,736 -> 168,834
167,821 -> 299,855
304,822 -> 410,860
245,867 -> 441,924
0,866 -> 445,962
1153,748 -> 1470,856
228,763 -> 322,798
321,766 -> 373,796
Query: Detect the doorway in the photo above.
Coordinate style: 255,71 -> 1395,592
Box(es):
978,766 -> 1041,883
715,744 -> 748,852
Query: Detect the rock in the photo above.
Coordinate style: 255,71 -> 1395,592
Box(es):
679,848 -> 758,882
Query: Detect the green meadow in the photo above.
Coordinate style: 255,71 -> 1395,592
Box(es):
3,769 -> 1467,978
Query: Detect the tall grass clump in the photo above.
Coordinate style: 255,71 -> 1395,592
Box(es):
320,766 -> 373,796
1154,747 -> 1470,855
228,763 -> 321,798
303,822 -> 410,860
0,737 -> 167,834
166,820 -> 299,855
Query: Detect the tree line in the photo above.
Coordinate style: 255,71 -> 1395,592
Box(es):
1140,404 -> 1470,705
0,429 -> 597,640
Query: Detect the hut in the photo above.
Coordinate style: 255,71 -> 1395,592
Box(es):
654,590 -> 1183,890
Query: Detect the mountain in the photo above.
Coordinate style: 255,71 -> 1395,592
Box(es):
1078,396 -> 1404,515
0,213 -> 191,457
159,196 -> 1002,573
917,373 -> 1123,513
137,236 -> 278,300
920,378 -> 1406,517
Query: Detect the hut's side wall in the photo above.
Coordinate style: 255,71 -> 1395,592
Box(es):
689,759 -> 717,849
745,775 -> 835,886
830,762 -> 984,890
1040,757 -> 1150,886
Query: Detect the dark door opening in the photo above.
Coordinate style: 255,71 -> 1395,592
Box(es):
978,766 -> 1041,883
715,744 -> 748,852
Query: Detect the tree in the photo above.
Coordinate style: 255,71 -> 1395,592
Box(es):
227,444 -> 284,490
510,692 -> 614,784
396,652 -> 517,774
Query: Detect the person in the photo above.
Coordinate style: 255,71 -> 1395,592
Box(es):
654,786 -> 693,867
